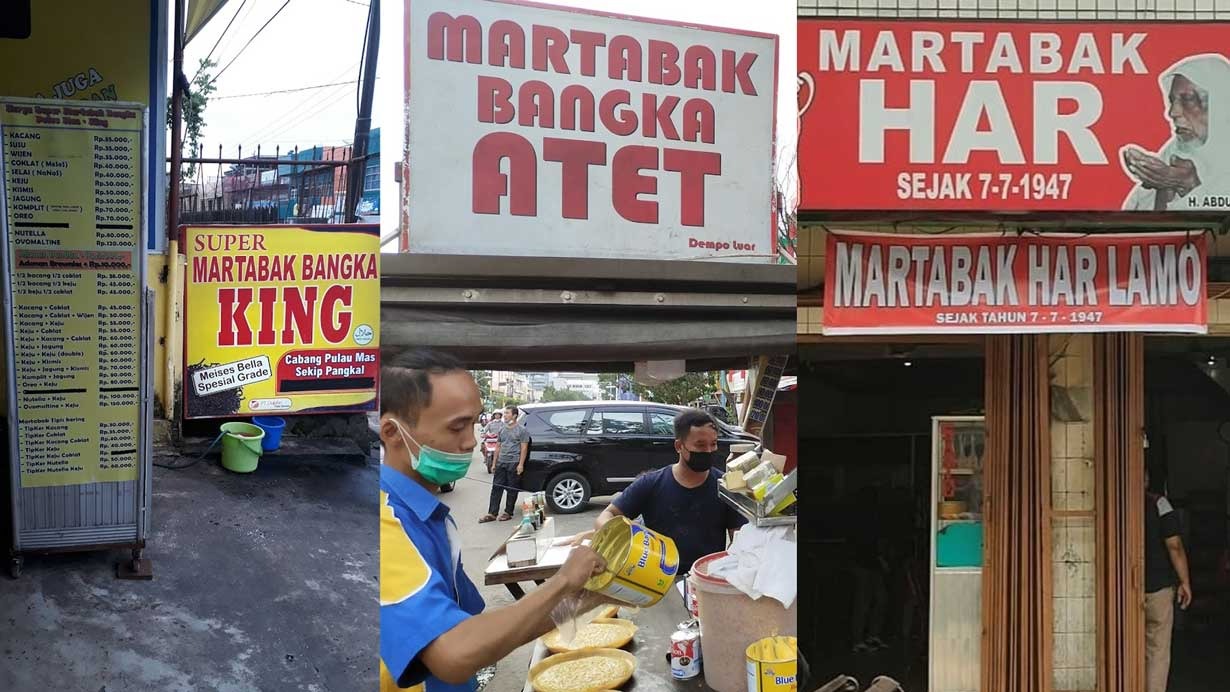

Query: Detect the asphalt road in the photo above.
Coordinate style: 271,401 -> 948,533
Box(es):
445,426 -> 612,692
1,451 -> 378,691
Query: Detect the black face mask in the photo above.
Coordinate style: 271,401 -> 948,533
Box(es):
684,449 -> 718,473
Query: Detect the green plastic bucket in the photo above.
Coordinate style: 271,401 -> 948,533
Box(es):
219,422 -> 265,473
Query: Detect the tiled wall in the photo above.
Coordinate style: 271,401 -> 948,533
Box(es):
1049,334 -> 1098,691
797,223 -> 824,294
798,0 -> 1230,19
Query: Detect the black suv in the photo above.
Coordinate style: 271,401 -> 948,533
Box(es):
518,401 -> 759,513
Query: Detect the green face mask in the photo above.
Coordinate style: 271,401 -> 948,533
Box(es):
393,419 -> 474,486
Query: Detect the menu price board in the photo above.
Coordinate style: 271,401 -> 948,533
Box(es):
1,99 -> 144,488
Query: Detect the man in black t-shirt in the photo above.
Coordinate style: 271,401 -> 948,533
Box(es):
1144,467 -> 1193,692
590,408 -> 746,574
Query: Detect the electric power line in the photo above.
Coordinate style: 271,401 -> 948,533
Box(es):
239,81 -> 353,150
235,61 -> 359,146
194,0 -> 248,81
209,0 -> 294,87
259,84 -> 356,146
213,79 -> 375,100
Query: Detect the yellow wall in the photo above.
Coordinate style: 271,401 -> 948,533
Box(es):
0,0 -> 151,102
149,252 -> 185,419
1,0 -> 167,419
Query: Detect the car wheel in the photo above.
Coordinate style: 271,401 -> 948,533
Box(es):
546,472 -> 591,514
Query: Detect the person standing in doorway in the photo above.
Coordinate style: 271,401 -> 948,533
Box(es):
848,485 -> 889,653
481,406 -> 529,523
1145,466 -> 1193,692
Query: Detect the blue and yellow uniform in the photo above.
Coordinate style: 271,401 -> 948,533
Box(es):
380,465 -> 485,692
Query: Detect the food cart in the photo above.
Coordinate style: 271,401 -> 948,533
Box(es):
488,444 -> 798,692
485,520 -> 710,691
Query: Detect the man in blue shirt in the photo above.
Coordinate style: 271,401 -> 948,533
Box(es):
592,408 -> 746,573
380,349 -> 607,692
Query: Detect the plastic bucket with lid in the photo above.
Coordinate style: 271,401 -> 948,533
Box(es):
584,516 -> 680,607
691,551 -> 797,692
251,416 -> 286,451
219,422 -> 265,473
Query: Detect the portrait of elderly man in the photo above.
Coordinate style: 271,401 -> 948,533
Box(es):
1122,54 -> 1230,211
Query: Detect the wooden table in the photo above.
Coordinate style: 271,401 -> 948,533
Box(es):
484,524 -> 572,600
521,581 -> 714,692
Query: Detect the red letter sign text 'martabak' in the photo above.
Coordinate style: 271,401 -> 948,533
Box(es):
408,0 -> 778,262
822,231 -> 1207,334
799,21 -> 1230,213
184,225 -> 380,419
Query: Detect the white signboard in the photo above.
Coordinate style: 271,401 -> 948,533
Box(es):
404,0 -> 779,262
191,356 -> 273,397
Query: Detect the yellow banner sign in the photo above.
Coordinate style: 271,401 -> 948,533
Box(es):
2,99 -> 145,488
184,225 -> 380,419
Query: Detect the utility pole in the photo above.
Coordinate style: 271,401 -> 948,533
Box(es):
169,0 -> 186,243
345,0 -> 379,223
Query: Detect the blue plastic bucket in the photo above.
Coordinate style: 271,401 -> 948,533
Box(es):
251,416 -> 286,452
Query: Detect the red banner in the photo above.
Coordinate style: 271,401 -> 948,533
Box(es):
822,231 -> 1207,334
275,348 -> 379,394
799,21 -> 1230,212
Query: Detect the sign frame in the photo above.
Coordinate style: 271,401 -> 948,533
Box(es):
798,18 -> 1230,215
821,229 -> 1209,335
1,98 -> 153,559
401,0 -> 781,263
181,223 -> 382,421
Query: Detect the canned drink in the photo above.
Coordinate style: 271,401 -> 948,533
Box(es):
683,573 -> 700,618
670,629 -> 702,680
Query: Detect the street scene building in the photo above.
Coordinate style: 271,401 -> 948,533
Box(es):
378,0 -> 798,690
0,1 -> 382,689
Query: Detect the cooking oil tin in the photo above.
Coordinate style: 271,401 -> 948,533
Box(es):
584,516 -> 679,607
746,636 -> 798,692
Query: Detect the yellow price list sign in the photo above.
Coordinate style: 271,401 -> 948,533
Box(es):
2,100 -> 144,488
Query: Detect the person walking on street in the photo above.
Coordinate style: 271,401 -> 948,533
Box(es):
481,406 -> 529,523
1145,466 -> 1193,692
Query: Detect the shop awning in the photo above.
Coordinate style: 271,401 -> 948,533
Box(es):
185,0 -> 229,45
380,254 -> 796,372
380,305 -> 795,372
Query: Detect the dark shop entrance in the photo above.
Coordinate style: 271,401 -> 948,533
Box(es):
801,339 -> 986,691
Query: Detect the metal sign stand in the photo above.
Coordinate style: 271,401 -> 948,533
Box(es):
741,354 -> 789,437
1,98 -> 153,579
